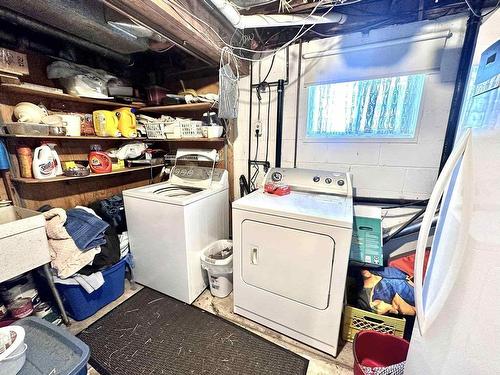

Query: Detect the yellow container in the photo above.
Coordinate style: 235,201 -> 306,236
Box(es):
341,305 -> 406,342
93,110 -> 120,137
111,159 -> 125,171
115,107 -> 137,138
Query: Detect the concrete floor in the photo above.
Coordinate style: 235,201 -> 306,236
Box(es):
68,282 -> 354,375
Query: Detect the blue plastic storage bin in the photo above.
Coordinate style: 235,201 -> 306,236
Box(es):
17,316 -> 90,375
56,257 -> 127,321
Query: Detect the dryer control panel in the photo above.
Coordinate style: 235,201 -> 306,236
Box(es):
264,168 -> 352,197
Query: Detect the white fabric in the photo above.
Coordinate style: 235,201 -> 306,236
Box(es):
119,231 -> 130,259
53,272 -> 104,294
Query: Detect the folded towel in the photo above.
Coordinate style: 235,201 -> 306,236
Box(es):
53,272 -> 105,293
65,208 -> 109,250
43,208 -> 100,278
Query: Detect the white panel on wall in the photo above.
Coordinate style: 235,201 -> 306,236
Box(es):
302,33 -> 449,86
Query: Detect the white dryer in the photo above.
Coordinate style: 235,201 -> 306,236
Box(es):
123,150 -> 229,304
232,168 -> 353,356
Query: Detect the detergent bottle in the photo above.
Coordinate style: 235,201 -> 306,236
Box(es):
47,143 -> 63,175
88,144 -> 112,173
116,107 -> 138,138
92,110 -> 120,137
32,144 -> 57,179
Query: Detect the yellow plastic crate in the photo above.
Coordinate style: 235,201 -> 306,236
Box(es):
342,305 -> 406,342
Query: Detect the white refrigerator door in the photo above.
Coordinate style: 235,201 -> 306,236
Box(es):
405,129 -> 500,375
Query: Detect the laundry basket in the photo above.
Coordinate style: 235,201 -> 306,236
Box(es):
200,240 -> 233,298
353,330 -> 409,375
55,257 -> 127,321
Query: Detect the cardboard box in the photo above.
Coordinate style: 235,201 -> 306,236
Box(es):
0,48 -> 29,76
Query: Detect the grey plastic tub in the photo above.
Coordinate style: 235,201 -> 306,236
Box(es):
16,317 -> 89,375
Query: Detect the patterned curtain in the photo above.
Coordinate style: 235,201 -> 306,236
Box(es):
307,74 -> 426,138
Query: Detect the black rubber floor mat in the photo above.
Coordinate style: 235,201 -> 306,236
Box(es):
78,288 -> 309,375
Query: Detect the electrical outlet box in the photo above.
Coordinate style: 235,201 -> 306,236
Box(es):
255,120 -> 262,137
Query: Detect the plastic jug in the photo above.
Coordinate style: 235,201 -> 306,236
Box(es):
88,144 -> 112,174
47,143 -> 63,175
115,108 -> 137,138
33,145 -> 56,179
93,110 -> 120,137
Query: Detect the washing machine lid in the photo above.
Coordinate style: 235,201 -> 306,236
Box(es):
233,190 -> 353,228
123,181 -> 225,206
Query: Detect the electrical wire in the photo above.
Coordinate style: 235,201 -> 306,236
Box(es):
464,0 -> 500,17
265,86 -> 271,163
165,0 -> 340,62
250,135 -> 260,190
260,53 -> 277,83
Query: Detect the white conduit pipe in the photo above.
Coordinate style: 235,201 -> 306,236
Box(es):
208,0 -> 347,29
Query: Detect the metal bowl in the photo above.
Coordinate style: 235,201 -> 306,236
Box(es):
49,125 -> 66,136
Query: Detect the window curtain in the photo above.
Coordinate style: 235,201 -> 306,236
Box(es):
307,74 -> 425,138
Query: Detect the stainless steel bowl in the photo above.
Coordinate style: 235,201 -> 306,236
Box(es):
49,125 -> 66,136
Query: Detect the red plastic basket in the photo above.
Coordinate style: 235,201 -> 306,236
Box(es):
353,330 -> 409,375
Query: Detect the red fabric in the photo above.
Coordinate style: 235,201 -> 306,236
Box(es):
264,183 -> 291,196
389,248 -> 431,278
353,331 -> 409,375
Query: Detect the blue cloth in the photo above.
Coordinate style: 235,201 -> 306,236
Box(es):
0,141 -> 10,170
371,267 -> 415,306
65,208 -> 109,250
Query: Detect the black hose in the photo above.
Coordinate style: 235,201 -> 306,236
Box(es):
383,206 -> 427,244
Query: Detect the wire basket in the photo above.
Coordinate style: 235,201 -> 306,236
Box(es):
342,305 -> 406,343
179,119 -> 203,138
144,122 -> 167,139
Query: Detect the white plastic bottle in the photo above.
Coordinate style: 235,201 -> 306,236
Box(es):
32,144 -> 56,179
47,143 -> 63,175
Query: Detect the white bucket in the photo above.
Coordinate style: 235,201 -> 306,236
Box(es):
0,343 -> 27,375
0,326 -> 26,375
201,240 -> 233,298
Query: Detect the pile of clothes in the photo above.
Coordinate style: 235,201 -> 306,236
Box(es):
41,195 -> 129,293
355,250 -> 431,316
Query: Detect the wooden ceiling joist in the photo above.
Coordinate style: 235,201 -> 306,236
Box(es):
106,0 -> 238,67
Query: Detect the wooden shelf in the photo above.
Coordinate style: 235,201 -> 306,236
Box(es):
139,102 -> 216,113
1,84 -> 145,109
11,165 -> 163,184
0,134 -> 225,143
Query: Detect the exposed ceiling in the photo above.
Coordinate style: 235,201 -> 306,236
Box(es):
0,0 -> 497,77
0,0 -> 161,54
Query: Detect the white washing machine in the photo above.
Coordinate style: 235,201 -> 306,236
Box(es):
123,150 -> 229,304
232,168 -> 353,356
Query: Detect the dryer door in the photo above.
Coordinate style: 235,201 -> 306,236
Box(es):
241,220 -> 335,309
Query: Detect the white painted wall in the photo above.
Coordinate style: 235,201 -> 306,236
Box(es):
233,15 -> 468,199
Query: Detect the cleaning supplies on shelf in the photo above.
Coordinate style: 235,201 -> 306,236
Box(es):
59,114 -> 82,137
115,107 -> 137,138
47,143 -> 63,175
32,144 -> 56,179
88,144 -> 112,174
16,145 -> 32,178
92,110 -> 120,137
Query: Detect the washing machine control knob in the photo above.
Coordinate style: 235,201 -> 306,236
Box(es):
325,178 -> 332,184
337,179 -> 345,186
313,176 -> 320,183
271,172 -> 282,182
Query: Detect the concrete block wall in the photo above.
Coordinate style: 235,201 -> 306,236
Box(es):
232,15 -> 468,200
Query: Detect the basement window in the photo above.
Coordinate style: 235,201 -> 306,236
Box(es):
306,74 -> 425,140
